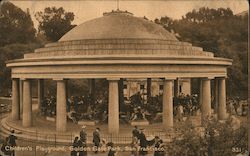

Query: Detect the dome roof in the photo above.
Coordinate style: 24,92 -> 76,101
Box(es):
23,10 -> 215,59
59,10 -> 178,42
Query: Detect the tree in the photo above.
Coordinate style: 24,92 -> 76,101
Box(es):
155,16 -> 174,32
183,7 -> 233,23
0,43 -> 42,95
156,8 -> 248,98
0,2 -> 39,95
35,7 -> 76,42
0,1 -> 36,46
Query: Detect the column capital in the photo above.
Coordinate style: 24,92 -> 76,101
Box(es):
20,78 -> 30,81
201,77 -> 214,80
163,77 -> 176,80
53,78 -> 67,81
107,78 -> 120,81
215,77 -> 226,80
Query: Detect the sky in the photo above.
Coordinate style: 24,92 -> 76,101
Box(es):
5,0 -> 249,29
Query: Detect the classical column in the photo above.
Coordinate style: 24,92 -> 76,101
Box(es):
201,78 -> 211,119
218,77 -> 227,120
65,80 -> 68,102
89,79 -> 95,94
12,79 -> 20,120
108,78 -> 119,134
23,79 -> 32,127
118,78 -> 124,109
89,79 -> 95,103
199,78 -> 203,107
56,79 -> 67,132
37,79 -> 44,111
214,79 -> 219,114
147,78 -> 151,98
19,79 -> 23,115
162,78 -> 173,129
174,78 -> 179,97
181,78 -> 191,95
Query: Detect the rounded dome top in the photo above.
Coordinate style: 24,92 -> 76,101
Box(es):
59,10 -> 178,42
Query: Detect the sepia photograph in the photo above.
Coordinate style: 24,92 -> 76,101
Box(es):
0,0 -> 248,155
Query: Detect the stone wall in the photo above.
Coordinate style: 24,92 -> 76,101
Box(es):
24,39 -> 214,59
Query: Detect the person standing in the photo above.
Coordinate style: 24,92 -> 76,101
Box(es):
132,126 -> 140,139
1,137 -> 11,156
154,136 -> 165,156
138,128 -> 148,156
131,135 -> 139,156
78,138 -> 87,156
92,128 -> 101,154
177,104 -> 184,122
71,136 -> 79,156
8,130 -> 17,156
107,142 -> 116,156
131,126 -> 140,156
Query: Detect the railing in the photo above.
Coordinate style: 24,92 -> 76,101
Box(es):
30,130 -> 167,145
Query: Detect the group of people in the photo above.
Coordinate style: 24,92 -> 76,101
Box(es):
66,94 -> 109,124
125,92 -> 200,123
41,95 -> 56,116
41,93 -> 109,124
226,97 -> 247,116
173,93 -> 199,116
131,126 -> 165,156
41,91 -> 247,126
71,126 -> 117,156
40,92 -> 202,125
70,125 -> 166,156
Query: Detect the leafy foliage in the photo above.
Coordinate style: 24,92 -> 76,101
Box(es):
0,2 -> 41,95
0,43 -> 42,95
156,7 -> 248,98
183,7 -> 233,23
0,1 -> 36,46
35,7 -> 76,42
166,117 -> 247,156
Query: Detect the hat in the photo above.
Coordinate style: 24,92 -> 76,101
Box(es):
107,142 -> 114,147
74,136 -> 79,139
82,125 -> 86,129
155,136 -> 160,139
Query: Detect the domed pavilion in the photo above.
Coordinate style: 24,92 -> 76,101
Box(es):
6,10 -> 232,138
